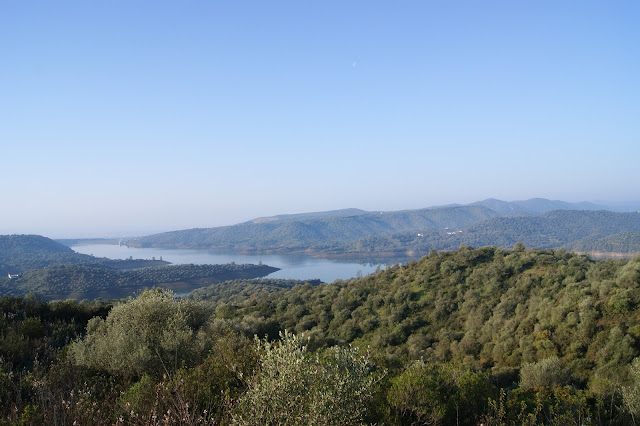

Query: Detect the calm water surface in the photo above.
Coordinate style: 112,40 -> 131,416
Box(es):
71,244 -> 400,283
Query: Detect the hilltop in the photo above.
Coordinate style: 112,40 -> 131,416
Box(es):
244,208 -> 369,224
1,234 -> 91,276
0,234 -> 168,277
0,234 -> 74,257
129,205 -> 499,251
128,198 -> 640,257
469,197 -> 607,215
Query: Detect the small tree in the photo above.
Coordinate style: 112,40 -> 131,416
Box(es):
623,357 -> 640,425
387,361 -> 494,425
68,288 -> 208,378
233,331 -> 381,425
519,356 -> 569,390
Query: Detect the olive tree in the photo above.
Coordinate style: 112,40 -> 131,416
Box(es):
623,357 -> 640,425
520,356 -> 570,390
68,288 -> 209,378
387,360 -> 494,425
233,331 -> 381,425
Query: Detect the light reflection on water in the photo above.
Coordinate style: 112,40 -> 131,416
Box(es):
71,244 -> 407,284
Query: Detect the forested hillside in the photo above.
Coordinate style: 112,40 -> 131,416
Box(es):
0,263 -> 279,299
329,210 -> 640,257
188,278 -> 321,303
470,198 -> 606,215
0,234 -> 77,275
566,232 -> 640,254
129,203 -> 640,256
0,234 -> 74,256
0,235 -> 278,299
191,246 -> 640,379
3,246 -> 640,424
131,205 -> 498,250
244,208 -> 368,224
0,234 -> 167,276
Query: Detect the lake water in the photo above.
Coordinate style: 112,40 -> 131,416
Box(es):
71,244 -> 401,283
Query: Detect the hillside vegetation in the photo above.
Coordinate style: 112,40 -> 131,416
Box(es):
129,200 -> 640,256
244,207 -> 369,224
469,197 -> 607,215
4,246 -> 640,424
0,235 -> 278,299
0,263 -> 278,299
191,245 -> 640,381
0,234 -> 167,276
131,205 -> 499,250
336,210 -> 640,257
566,232 -> 640,254
0,263 -> 279,299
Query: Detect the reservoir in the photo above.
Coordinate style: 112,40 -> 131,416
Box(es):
71,244 -> 404,284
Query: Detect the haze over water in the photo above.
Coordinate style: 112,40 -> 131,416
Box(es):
72,244 -> 392,283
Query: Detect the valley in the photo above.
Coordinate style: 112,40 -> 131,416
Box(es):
3,198 -> 640,424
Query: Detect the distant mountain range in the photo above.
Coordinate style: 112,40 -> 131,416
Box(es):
245,208 -> 369,224
127,198 -> 640,256
468,198 -> 608,215
340,210 -> 640,257
127,205 -> 499,250
246,199 -> 611,223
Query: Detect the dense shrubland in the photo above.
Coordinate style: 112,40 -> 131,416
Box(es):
2,246 -> 640,424
188,278 -> 320,303
565,232 -> 640,253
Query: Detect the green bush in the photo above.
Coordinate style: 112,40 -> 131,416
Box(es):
520,356 -> 570,389
233,331 -> 381,425
68,289 -> 209,378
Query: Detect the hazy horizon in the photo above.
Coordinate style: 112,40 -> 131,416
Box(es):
3,196 -> 639,240
2,1 -> 639,239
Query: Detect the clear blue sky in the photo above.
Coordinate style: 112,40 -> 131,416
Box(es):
1,1 -> 639,238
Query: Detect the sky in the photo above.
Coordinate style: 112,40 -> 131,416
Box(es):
1,1 -> 639,238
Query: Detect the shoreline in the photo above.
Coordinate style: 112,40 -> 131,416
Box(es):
123,242 -> 639,261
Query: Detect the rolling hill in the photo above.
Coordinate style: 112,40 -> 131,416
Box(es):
469,197 -> 606,215
129,199 -> 640,256
565,232 -> 640,254
337,210 -> 640,256
130,205 -> 499,251
0,234 -> 278,299
244,208 -> 369,224
0,234 -> 168,276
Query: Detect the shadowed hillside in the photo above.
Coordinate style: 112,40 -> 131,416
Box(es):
130,205 -> 499,250
128,201 -> 639,257
0,235 -> 168,276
